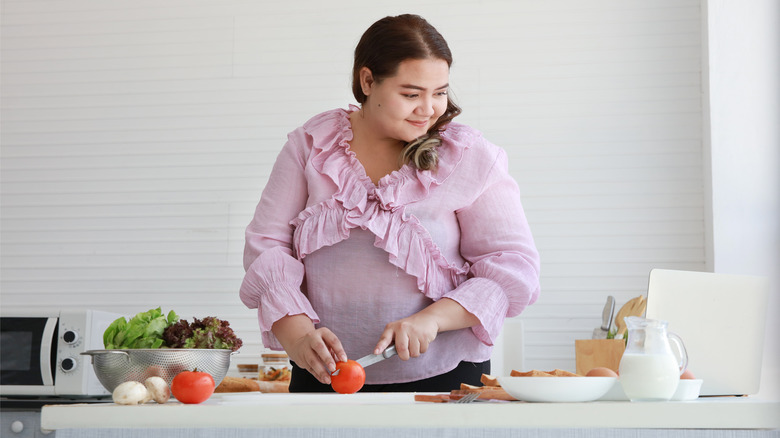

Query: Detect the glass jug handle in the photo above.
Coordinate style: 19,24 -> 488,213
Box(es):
668,331 -> 688,375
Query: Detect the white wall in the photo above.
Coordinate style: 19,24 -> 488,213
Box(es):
2,1 -> 707,374
704,0 -> 780,398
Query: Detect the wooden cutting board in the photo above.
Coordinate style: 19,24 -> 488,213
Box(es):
575,339 -> 625,375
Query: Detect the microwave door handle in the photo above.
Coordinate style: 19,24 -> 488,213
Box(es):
39,317 -> 57,386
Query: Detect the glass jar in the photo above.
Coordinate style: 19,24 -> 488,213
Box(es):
236,363 -> 259,380
260,353 -> 291,382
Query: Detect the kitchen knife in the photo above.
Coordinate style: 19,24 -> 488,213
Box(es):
606,295 -> 616,336
592,296 -> 615,339
356,345 -> 397,368
332,345 -> 398,376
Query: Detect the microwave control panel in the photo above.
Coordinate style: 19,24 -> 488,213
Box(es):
54,310 -> 119,396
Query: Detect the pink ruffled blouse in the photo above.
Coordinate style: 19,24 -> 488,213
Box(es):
240,107 -> 540,384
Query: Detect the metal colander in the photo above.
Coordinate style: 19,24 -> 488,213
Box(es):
82,349 -> 232,392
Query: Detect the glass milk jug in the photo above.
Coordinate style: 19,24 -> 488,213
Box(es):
618,316 -> 688,401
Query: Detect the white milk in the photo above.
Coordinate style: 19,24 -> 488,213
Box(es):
619,353 -> 680,401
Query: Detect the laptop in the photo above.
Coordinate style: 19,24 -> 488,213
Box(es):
644,268 -> 770,396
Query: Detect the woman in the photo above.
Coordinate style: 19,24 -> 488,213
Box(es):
240,14 -> 540,392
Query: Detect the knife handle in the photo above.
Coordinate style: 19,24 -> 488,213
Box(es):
382,345 -> 397,359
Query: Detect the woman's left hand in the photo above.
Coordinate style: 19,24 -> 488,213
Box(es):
373,297 -> 481,360
374,313 -> 439,361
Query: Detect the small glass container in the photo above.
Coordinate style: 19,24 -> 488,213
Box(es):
236,363 -> 259,380
260,353 -> 292,382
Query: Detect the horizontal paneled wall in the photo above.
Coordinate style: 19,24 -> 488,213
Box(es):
1,0 -> 704,373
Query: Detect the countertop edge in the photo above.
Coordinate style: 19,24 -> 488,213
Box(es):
40,395 -> 780,430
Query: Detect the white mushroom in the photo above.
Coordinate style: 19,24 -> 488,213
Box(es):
112,381 -> 151,405
144,376 -> 171,404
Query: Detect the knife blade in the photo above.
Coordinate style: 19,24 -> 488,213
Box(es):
592,295 -> 615,339
605,295 -> 616,335
356,345 -> 397,368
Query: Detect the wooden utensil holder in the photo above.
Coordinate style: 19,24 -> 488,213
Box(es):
575,339 -> 625,375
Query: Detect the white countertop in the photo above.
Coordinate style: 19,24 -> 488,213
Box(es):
41,392 -> 780,430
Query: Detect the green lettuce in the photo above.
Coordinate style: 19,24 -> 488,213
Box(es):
103,307 -> 179,349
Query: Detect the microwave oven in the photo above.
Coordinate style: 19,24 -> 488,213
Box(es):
0,309 -> 121,397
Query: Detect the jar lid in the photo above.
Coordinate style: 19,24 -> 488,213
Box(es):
261,353 -> 289,359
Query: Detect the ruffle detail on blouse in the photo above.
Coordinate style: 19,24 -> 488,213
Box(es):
292,198 -> 469,300
374,122 -> 476,208
368,209 -> 470,300
290,107 -> 474,299
290,198 -> 350,259
303,107 -> 474,208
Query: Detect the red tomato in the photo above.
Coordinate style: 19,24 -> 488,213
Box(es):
331,360 -> 366,394
171,370 -> 215,404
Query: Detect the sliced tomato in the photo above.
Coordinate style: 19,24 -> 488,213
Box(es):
331,360 -> 366,394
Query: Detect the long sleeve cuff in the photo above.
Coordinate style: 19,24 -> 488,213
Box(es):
443,277 -> 509,346
240,247 -> 320,347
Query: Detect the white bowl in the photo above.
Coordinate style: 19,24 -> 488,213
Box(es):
598,378 -> 703,401
671,379 -> 703,401
497,376 -> 616,402
598,379 -> 628,401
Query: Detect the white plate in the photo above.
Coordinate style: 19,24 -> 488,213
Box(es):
497,376 -> 617,402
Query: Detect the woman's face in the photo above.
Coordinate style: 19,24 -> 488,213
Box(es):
360,58 -> 450,143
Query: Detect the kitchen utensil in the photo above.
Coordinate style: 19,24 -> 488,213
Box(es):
574,339 -> 625,375
634,298 -> 647,318
592,295 -> 615,339
605,295 -> 616,335
618,316 -> 688,401
356,345 -> 397,368
332,345 -> 397,376
614,295 -> 646,337
82,349 -> 232,392
448,392 -> 481,403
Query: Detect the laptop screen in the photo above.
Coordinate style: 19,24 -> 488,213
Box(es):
644,269 -> 769,396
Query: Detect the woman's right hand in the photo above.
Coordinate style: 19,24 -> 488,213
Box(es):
288,327 -> 348,384
273,315 -> 347,385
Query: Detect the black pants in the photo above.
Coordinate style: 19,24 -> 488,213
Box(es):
288,359 -> 490,393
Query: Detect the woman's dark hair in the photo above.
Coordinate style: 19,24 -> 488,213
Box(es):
352,14 -> 462,170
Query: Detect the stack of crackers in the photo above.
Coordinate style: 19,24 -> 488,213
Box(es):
414,369 -> 581,403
